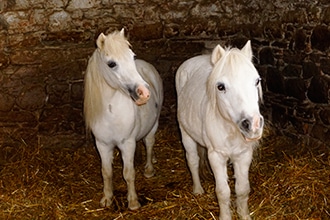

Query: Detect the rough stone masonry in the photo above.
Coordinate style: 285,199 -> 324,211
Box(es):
0,0 -> 330,147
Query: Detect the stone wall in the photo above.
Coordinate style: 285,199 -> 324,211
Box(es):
0,0 -> 329,147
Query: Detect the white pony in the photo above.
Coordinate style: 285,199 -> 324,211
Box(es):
84,29 -> 163,210
176,41 -> 263,220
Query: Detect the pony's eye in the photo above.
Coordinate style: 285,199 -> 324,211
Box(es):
107,61 -> 117,68
217,83 -> 226,92
255,77 -> 261,86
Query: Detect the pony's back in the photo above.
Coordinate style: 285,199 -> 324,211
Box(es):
176,55 -> 212,96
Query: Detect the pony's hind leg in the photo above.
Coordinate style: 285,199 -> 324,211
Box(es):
181,128 -> 204,195
118,139 -> 141,210
143,121 -> 158,178
96,141 -> 115,207
233,151 -> 253,220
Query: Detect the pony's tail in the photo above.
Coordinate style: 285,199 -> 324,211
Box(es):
198,146 -> 214,181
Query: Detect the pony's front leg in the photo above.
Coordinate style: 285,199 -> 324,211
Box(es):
181,129 -> 204,195
143,121 -> 158,178
118,140 -> 141,210
208,151 -> 231,220
96,141 -> 115,207
233,151 -> 253,220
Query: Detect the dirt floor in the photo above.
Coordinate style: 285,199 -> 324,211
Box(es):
0,92 -> 329,219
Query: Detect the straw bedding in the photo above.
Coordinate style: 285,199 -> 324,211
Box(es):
0,95 -> 329,219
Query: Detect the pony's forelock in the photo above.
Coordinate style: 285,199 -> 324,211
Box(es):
102,31 -> 133,59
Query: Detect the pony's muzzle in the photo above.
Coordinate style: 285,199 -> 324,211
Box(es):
128,84 -> 150,106
239,115 -> 264,141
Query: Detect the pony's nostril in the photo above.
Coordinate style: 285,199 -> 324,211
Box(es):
137,88 -> 143,96
241,119 -> 250,131
136,85 -> 150,100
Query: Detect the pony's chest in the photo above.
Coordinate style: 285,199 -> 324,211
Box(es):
102,94 -> 156,130
99,90 -> 133,119
105,100 -> 136,123
204,119 -> 253,155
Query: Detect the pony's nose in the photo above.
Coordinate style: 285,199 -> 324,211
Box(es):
137,84 -> 150,99
130,84 -> 150,106
240,115 -> 263,132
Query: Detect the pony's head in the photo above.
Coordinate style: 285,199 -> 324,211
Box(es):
207,41 -> 264,142
95,29 -> 150,105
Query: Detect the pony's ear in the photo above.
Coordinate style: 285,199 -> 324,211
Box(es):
211,44 -> 226,65
120,28 -> 125,37
241,40 -> 253,61
96,33 -> 106,49
257,83 -> 263,104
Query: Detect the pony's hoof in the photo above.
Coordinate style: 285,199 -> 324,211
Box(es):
144,169 -> 155,178
193,187 -> 205,195
128,200 -> 141,210
144,166 -> 155,178
100,196 -> 112,207
238,213 -> 252,220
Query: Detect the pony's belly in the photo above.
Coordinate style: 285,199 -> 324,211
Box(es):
177,112 -> 206,146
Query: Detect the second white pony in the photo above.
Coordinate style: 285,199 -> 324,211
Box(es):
176,41 -> 263,220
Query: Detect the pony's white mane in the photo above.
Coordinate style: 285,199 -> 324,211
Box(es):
206,47 -> 259,111
84,30 -> 132,130
84,51 -> 106,131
